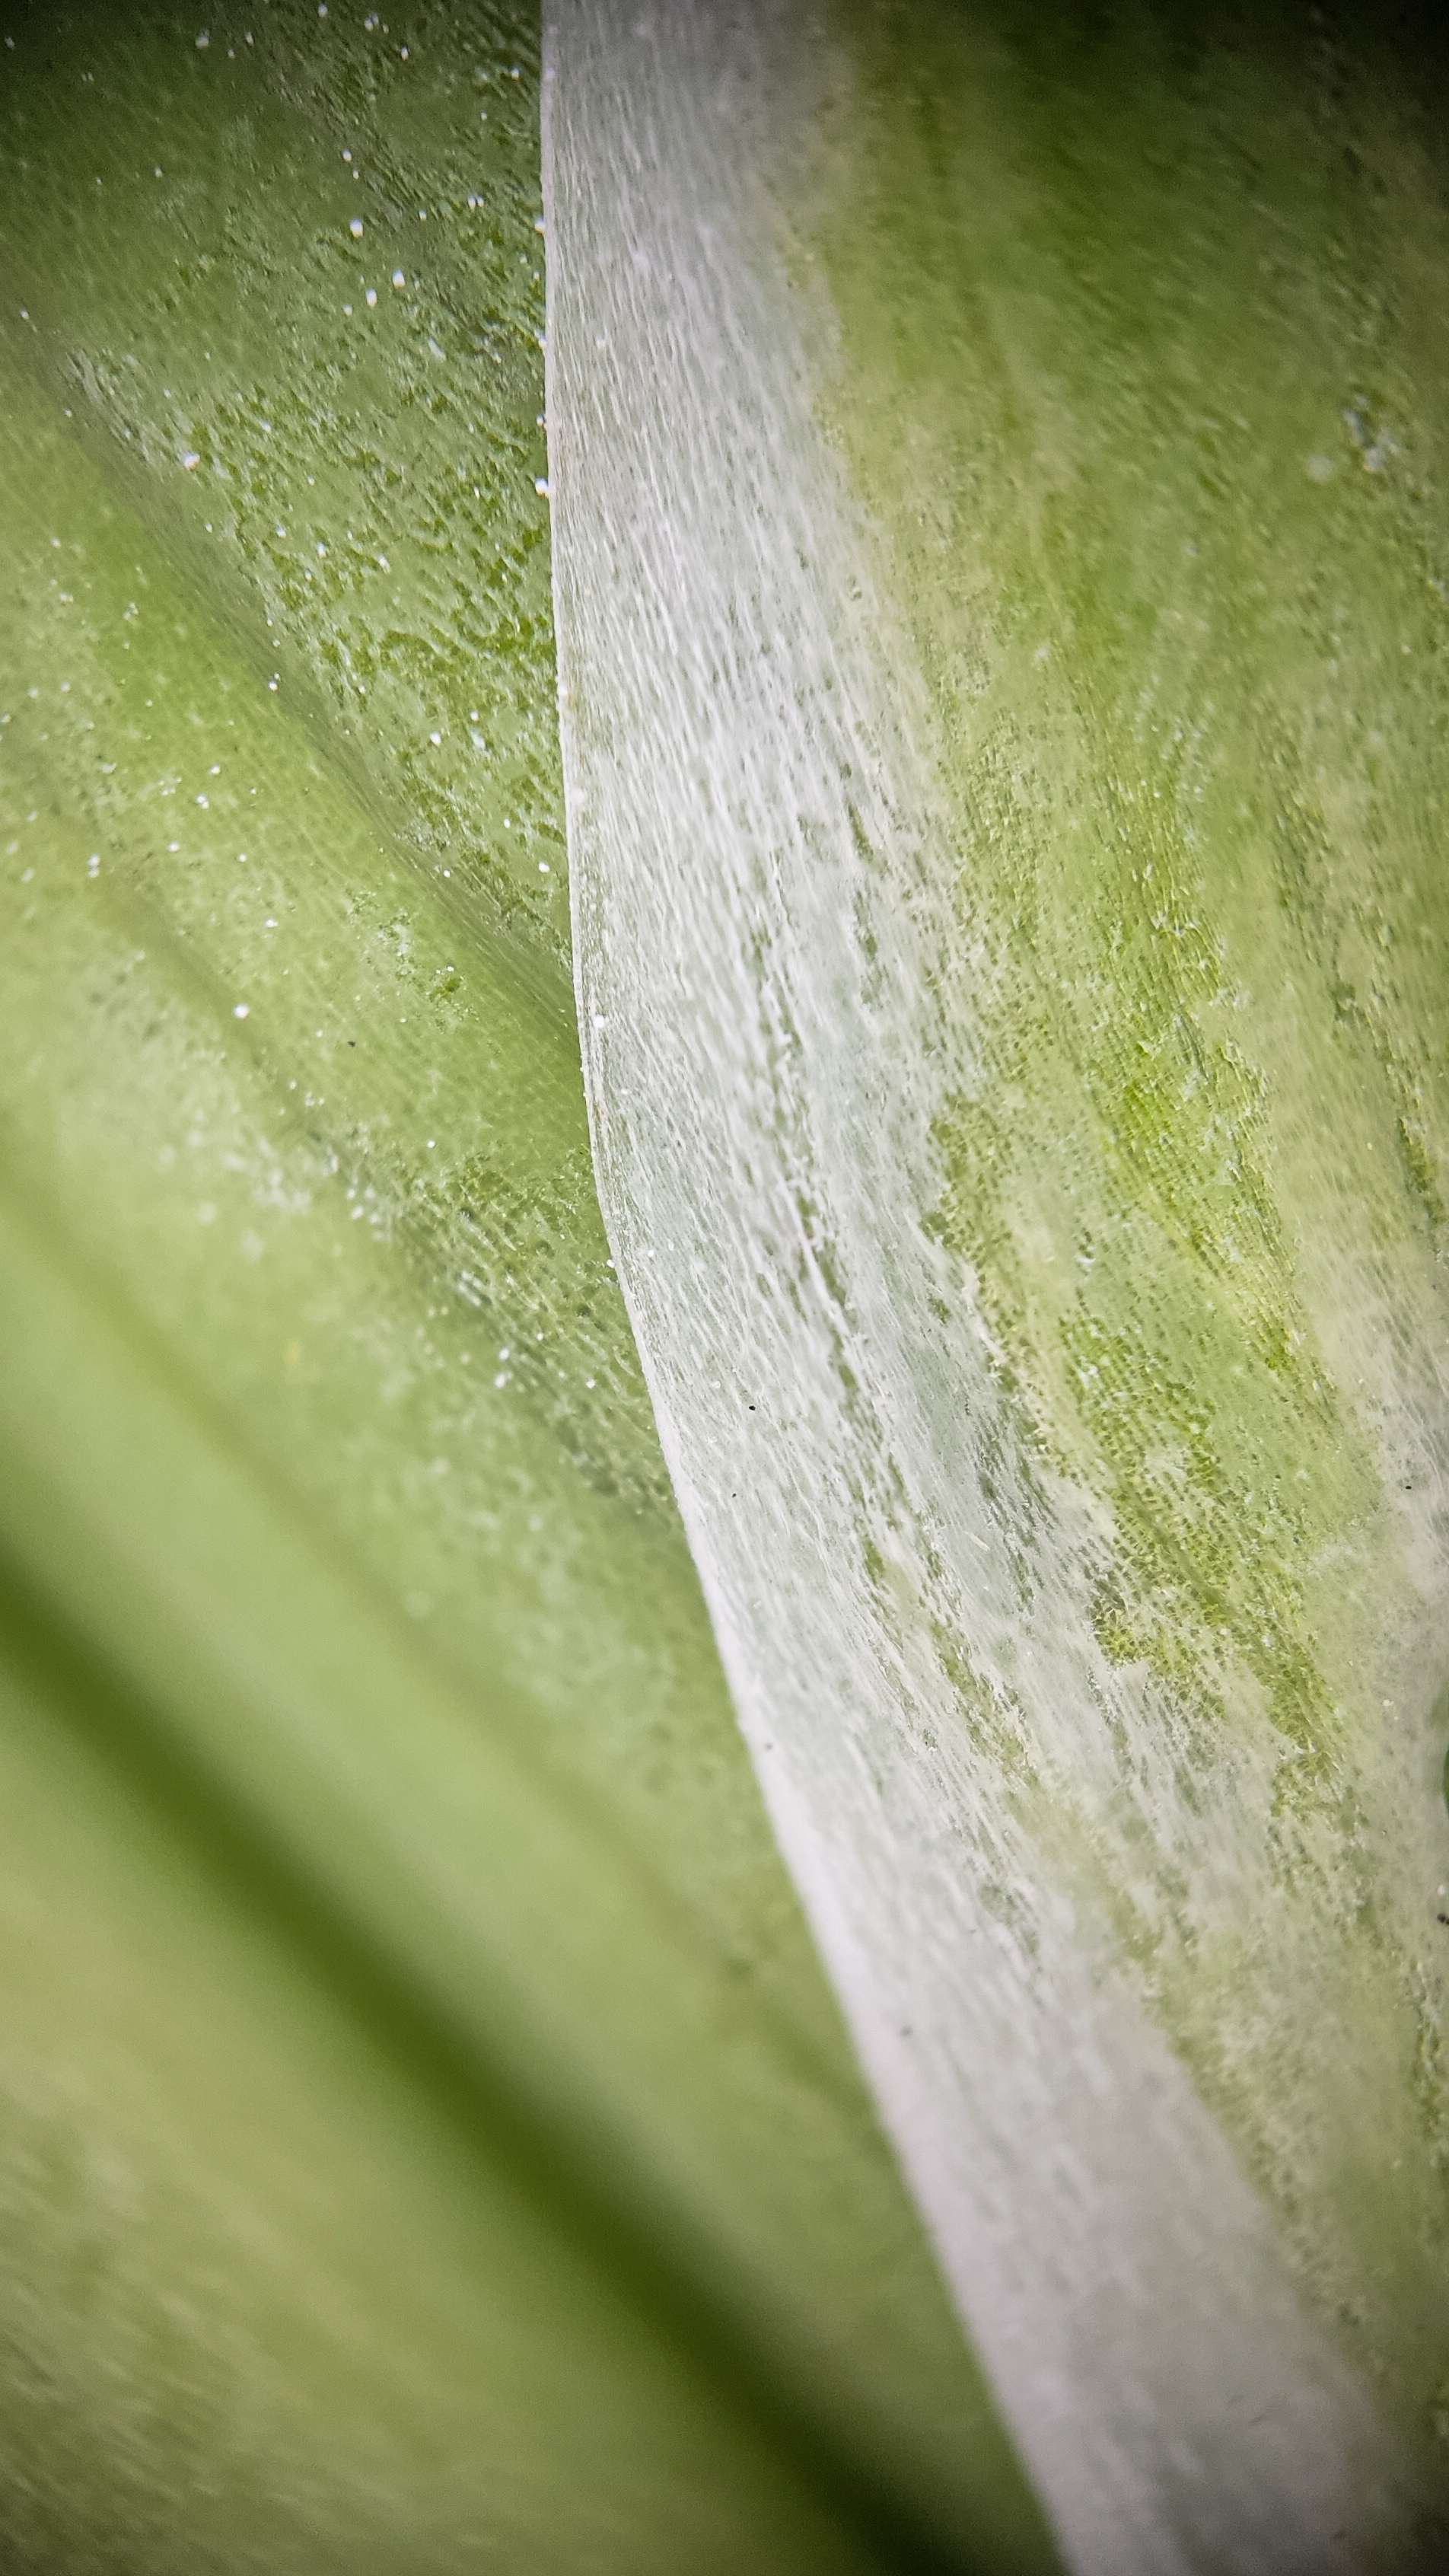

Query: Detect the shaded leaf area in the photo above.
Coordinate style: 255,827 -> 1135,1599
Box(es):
0,6 -> 1043,2570
810,0 -> 1449,2492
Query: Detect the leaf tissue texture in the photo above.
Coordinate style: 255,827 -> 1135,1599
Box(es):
0,5 -> 1048,2571
546,3 -> 1449,2570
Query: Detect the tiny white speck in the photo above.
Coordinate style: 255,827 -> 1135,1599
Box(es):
365,286 -> 377,307
429,729 -> 442,745
534,477 -> 550,496
493,1371 -> 509,1388
234,1003 -> 249,1018
87,854 -> 100,875
196,30 -> 209,47
537,860 -> 549,872
181,450 -> 201,470
427,336 -> 444,359
392,269 -> 405,288
592,1012 -> 607,1030
349,216 -> 363,238
533,215 -> 546,233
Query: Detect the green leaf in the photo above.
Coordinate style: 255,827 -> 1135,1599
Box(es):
0,5 -> 1053,2570
545,1 -> 1449,2563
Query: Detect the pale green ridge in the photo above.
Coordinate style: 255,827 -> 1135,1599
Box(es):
808,0 -> 1449,2502
0,5 -> 1053,2569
